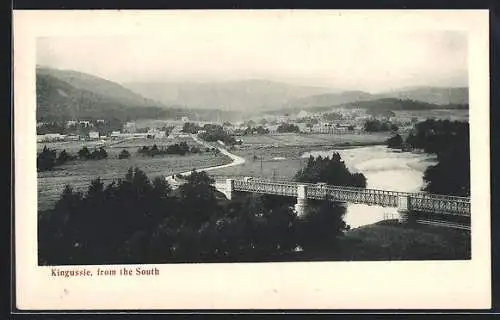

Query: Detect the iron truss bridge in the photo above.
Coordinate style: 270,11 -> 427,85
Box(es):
213,176 -> 471,217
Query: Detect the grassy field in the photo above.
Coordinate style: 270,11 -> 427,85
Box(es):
208,132 -> 391,180
37,137 -> 232,211
336,219 -> 471,260
278,220 -> 471,262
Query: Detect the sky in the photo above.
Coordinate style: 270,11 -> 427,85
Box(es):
36,25 -> 468,93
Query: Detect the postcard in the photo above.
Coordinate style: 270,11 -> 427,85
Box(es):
13,9 -> 491,310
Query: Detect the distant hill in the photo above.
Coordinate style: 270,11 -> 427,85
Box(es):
36,67 -> 178,122
122,79 -> 334,112
285,87 -> 468,110
284,90 -> 377,109
266,98 -> 468,116
378,86 -> 469,105
123,79 -> 468,114
37,67 -> 162,108
36,67 -> 246,122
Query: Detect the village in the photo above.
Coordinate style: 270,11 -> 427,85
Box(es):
36,106 -> 423,144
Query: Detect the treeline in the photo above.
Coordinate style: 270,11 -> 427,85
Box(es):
198,124 -> 238,146
277,123 -> 301,133
386,119 -> 469,197
78,147 -> 108,160
295,153 -> 367,188
363,119 -> 399,132
37,147 -> 77,172
181,122 -> 202,134
39,153 -> 363,265
233,126 -> 269,136
37,146 -> 109,171
37,119 -> 123,136
137,142 -> 201,157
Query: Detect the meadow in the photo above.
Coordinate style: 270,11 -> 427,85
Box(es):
208,132 -> 391,180
37,137 -> 232,211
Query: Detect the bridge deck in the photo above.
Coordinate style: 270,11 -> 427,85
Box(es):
214,176 -> 470,216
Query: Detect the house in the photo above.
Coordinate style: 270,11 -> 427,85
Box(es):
66,120 -> 78,128
123,122 -> 137,133
296,110 -> 309,119
37,133 -> 66,142
79,120 -> 91,127
66,135 -> 80,141
146,128 -> 166,139
89,131 -> 100,140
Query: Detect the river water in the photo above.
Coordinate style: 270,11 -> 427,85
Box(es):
301,146 -> 437,229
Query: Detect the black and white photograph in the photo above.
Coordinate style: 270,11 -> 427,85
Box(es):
14,10 -> 491,310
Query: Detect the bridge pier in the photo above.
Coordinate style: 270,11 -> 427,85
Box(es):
294,184 -> 308,218
397,195 -> 414,224
225,179 -> 234,200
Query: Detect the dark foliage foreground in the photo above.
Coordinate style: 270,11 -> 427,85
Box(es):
39,151 -> 365,265
39,165 -> 357,265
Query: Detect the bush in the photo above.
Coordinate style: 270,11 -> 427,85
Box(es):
387,134 -> 403,149
118,149 -> 131,159
78,146 -> 91,160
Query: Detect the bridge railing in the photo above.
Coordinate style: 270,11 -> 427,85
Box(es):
408,195 -> 470,216
211,176 -> 471,216
314,185 -> 400,207
233,180 -> 298,197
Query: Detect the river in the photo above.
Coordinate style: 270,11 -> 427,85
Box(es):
301,146 -> 438,229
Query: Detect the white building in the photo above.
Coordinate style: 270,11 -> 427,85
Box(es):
89,131 -> 100,140
66,135 -> 79,141
66,120 -> 78,128
124,122 -> 137,133
79,120 -> 91,127
146,128 -> 166,139
296,110 -> 309,119
181,116 -> 189,123
37,133 -> 66,142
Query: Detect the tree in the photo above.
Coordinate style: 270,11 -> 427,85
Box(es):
277,123 -> 300,133
422,136 -> 470,196
90,147 -> 108,160
78,146 -> 91,160
295,200 -> 349,254
37,146 -> 57,171
293,153 -> 364,253
404,119 -> 470,196
363,119 -> 395,132
387,134 -> 403,149
182,122 -> 201,134
118,149 -> 131,159
56,149 -> 75,165
295,153 -> 367,188
177,171 -> 219,228
150,144 -> 159,157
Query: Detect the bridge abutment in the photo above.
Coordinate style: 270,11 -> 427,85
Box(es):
294,184 -> 308,218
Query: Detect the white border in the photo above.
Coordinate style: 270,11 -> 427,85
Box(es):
14,10 -> 491,310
